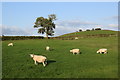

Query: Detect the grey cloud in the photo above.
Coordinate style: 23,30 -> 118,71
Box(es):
1,25 -> 37,36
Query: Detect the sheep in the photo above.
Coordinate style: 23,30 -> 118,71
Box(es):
29,54 -> 47,67
97,48 -> 107,54
8,43 -> 13,46
75,37 -> 78,40
70,49 -> 80,55
46,46 -> 50,51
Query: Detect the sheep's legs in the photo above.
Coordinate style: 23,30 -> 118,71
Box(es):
77,52 -> 79,55
42,62 -> 46,67
104,51 -> 107,54
45,60 -> 47,65
34,61 -> 37,65
73,52 -> 75,55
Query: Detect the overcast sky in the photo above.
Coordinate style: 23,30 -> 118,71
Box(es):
1,2 -> 118,36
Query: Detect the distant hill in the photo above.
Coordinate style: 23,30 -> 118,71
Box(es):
58,30 -> 118,38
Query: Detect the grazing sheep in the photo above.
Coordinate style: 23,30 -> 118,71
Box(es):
29,54 -> 47,67
75,37 -> 78,40
46,46 -> 50,51
70,49 -> 80,55
97,48 -> 107,54
8,43 -> 13,46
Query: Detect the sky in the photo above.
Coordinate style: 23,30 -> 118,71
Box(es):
1,2 -> 118,36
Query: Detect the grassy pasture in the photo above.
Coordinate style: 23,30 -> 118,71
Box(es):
2,36 -> 118,78
59,30 -> 118,37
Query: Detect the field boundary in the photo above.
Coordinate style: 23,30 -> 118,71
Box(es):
50,34 -> 118,40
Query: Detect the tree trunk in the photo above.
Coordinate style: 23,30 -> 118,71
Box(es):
46,33 -> 48,39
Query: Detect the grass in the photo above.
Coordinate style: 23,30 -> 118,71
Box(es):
2,36 -> 118,78
59,30 -> 118,37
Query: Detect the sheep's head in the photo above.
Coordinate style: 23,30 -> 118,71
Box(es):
97,51 -> 99,53
29,54 -> 34,58
70,50 -> 73,52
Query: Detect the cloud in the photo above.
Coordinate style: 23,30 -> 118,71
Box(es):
108,24 -> 118,27
97,24 -> 118,31
111,16 -> 118,20
54,25 -> 104,36
104,16 -> 118,21
56,20 -> 97,27
54,25 -> 78,36
1,19 -> 118,37
0,25 -> 41,36
54,19 -> 119,36
105,24 -> 118,31
54,20 -> 101,36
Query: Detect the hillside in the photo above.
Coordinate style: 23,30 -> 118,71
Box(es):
58,30 -> 118,37
2,37 -> 118,78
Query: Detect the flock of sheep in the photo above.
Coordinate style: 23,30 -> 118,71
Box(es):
7,42 -> 108,67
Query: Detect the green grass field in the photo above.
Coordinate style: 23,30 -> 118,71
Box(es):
59,30 -> 118,37
2,36 -> 118,78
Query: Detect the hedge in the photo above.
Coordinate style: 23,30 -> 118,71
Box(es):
1,36 -> 44,41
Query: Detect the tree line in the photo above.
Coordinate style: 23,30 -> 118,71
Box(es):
78,28 -> 101,32
1,36 -> 44,41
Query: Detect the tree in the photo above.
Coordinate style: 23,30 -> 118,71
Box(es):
95,28 -> 101,30
86,29 -> 90,31
79,29 -> 82,32
92,28 -> 94,31
2,34 -> 4,37
33,14 -> 56,39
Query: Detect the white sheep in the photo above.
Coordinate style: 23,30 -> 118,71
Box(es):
8,43 -> 13,46
70,49 -> 80,55
29,54 -> 47,67
75,37 -> 78,40
46,46 -> 50,51
97,48 -> 107,54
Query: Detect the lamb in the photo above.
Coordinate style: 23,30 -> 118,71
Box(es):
46,46 -> 50,51
8,43 -> 13,46
70,49 -> 80,55
75,37 -> 78,40
29,54 -> 47,67
97,48 -> 107,54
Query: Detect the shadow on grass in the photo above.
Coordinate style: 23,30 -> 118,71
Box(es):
46,48 -> 54,51
73,52 -> 82,55
50,48 -> 54,51
47,60 -> 56,65
79,52 -> 82,54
